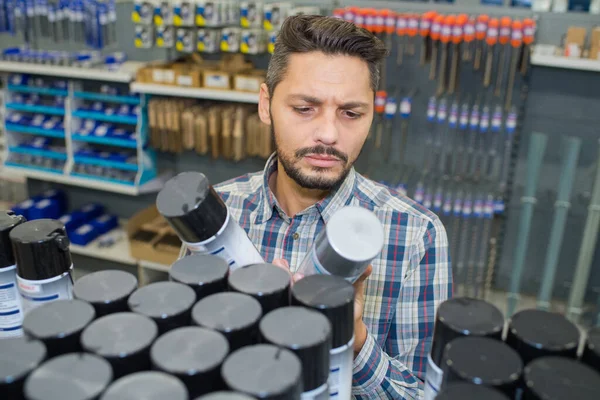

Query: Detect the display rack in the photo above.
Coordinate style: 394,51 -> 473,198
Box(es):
0,61 -> 145,82
531,49 -> 600,72
130,82 -> 260,103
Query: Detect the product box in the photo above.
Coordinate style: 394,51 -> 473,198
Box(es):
590,46 -> 600,60
268,30 -> 277,54
174,0 -> 195,26
241,29 -> 266,54
154,0 -> 174,25
220,27 -> 242,52
132,0 -> 153,24
234,69 -> 266,92
135,25 -> 154,48
127,205 -> 181,266
172,63 -> 203,87
263,2 -> 292,31
196,0 -> 221,27
176,28 -> 196,53
197,28 -> 221,53
203,54 -> 252,89
156,25 -> 175,48
591,27 -> 600,48
564,26 -> 587,57
240,1 -> 263,28
290,6 -> 321,16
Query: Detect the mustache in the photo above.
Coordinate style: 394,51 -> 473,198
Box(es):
295,146 -> 349,163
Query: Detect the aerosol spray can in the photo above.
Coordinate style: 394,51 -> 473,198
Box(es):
157,172 -> 264,270
10,219 -> 73,314
295,206 -> 384,283
0,211 -> 27,337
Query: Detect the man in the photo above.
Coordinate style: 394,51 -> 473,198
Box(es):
215,15 -> 451,399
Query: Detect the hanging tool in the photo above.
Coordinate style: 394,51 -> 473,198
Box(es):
465,103 -> 480,179
419,11 -> 436,65
443,101 -> 459,179
476,195 -> 495,298
537,137 -> 582,311
406,13 -> 419,56
396,13 -> 407,66
423,184 -> 433,211
441,190 -> 453,239
474,14 -> 490,71
494,17 -> 512,97
505,20 -> 523,111
484,18 -> 499,88
437,15 -> 455,96
380,9 -> 396,93
466,195 -> 483,296
499,107 -> 517,193
507,132 -> 548,316
353,7 -> 365,29
453,101 -> 471,180
423,97 -> 438,177
382,92 -> 398,163
449,14 -> 467,94
429,14 -> 444,80
463,16 -> 476,61
374,90 -> 387,149
450,191 -> 464,284
567,139 -> 600,323
435,98 -> 448,178
374,9 -> 387,90
488,105 -> 503,181
520,18 -> 536,76
474,105 -> 490,181
398,90 -> 415,167
456,193 -> 473,293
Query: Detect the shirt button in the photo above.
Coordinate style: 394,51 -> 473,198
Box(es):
292,232 -> 300,240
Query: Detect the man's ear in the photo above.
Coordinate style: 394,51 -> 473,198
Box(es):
258,83 -> 271,125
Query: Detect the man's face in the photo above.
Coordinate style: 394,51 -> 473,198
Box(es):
259,52 -> 373,190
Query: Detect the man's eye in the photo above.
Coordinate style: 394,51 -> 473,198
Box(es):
344,111 -> 362,119
293,107 -> 312,114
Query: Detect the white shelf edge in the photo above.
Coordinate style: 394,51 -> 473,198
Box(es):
0,61 -> 144,82
130,83 -> 260,104
531,51 -> 600,72
70,226 -> 137,266
139,259 -> 171,272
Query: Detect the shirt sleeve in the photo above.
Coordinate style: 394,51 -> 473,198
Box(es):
351,217 -> 453,399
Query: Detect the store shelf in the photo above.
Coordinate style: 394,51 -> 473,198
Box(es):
0,61 -> 144,82
130,83 -> 260,104
4,123 -> 65,138
9,146 -> 67,160
139,259 -> 171,273
72,110 -> 138,125
7,85 -> 68,96
4,162 -> 64,174
2,166 -> 171,195
5,103 -> 65,115
531,51 -> 600,72
74,156 -> 138,171
71,133 -> 138,148
70,226 -> 137,266
74,91 -> 140,105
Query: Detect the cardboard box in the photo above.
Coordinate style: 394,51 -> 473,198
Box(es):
234,69 -> 266,92
127,205 -> 181,266
591,28 -> 600,48
564,27 -> 587,57
173,63 -> 203,87
590,46 -> 600,60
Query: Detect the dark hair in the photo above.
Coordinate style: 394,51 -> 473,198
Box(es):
266,15 -> 388,97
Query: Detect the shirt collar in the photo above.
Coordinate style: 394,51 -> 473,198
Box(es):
254,153 -> 357,224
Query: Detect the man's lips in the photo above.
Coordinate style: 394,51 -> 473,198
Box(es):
304,154 -> 342,168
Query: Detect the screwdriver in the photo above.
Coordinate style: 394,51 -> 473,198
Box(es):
449,14 -> 467,94
474,14 -> 489,71
406,13 -> 419,56
382,92 -> 397,163
462,16 -> 476,61
494,17 -> 512,97
453,101 -> 471,179
374,9 -> 387,90
353,7 -> 365,29
396,13 -> 407,66
435,98 -> 448,177
374,90 -> 387,150
475,195 -> 495,298
437,15 -> 455,96
520,18 -> 535,75
419,11 -> 436,65
398,90 -> 415,167
381,9 -> 396,92
474,105 -> 490,181
429,14 -> 444,80
450,191 -> 464,283
423,96 -> 438,176
445,101 -> 460,178
488,105 -> 503,181
499,107 -> 517,193
483,18 -> 499,88
465,103 -> 480,179
457,192 -> 473,291
505,20 -> 523,110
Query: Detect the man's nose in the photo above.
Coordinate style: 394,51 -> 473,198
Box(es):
313,110 -> 340,145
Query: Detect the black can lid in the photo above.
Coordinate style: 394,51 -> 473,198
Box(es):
442,337 -> 522,388
229,263 -> 290,307
291,274 -> 354,349
73,270 -> 138,305
507,310 -> 580,357
259,306 -> 331,391
524,357 -> 600,400
431,297 -> 504,366
151,326 -> 229,376
100,371 -> 188,400
583,327 -> 600,372
156,172 -> 228,244
0,210 -> 26,268
436,383 -> 510,400
128,282 -> 196,320
194,392 -> 255,400
222,344 -> 303,399
81,312 -> 158,358
192,292 -> 262,334
23,299 -> 95,340
10,219 -> 72,281
0,337 -> 46,385
25,353 -> 112,400
169,254 -> 228,286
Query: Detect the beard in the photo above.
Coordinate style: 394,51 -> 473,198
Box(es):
271,122 -> 353,191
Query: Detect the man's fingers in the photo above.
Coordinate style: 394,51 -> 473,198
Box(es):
272,258 -> 290,270
354,265 -> 373,286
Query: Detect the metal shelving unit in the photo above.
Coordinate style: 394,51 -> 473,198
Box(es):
130,82 -> 260,103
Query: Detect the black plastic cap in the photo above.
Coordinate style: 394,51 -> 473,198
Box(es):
156,172 -> 228,244
0,337 -> 46,399
0,210 -> 26,268
194,392 -> 255,400
25,353 -> 112,400
23,299 -> 95,359
442,337 -> 523,398
523,357 -> 600,400
431,297 -> 504,367
260,307 -> 331,391
582,327 -> 600,373
81,312 -> 158,378
506,309 -> 580,365
229,263 -> 291,314
192,292 -> 262,351
10,219 -> 72,281
436,383 -> 510,400
101,371 -> 188,400
221,344 -> 303,399
128,281 -> 196,334
151,327 -> 229,398
73,270 -> 138,317
169,254 -> 229,300
291,274 -> 354,349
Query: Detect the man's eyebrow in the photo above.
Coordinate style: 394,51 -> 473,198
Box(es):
287,95 -> 369,109
339,102 -> 370,110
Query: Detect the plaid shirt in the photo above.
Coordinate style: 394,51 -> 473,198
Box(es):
213,154 -> 452,399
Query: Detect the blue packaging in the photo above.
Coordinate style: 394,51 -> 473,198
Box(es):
91,214 -> 118,235
91,101 -> 104,112
70,224 -> 100,246
100,85 -> 120,95
104,106 -> 116,116
108,128 -> 128,139
98,151 -> 112,160
59,212 -> 86,235
30,115 -> 47,127
93,124 -> 113,137
568,0 -> 590,11
11,199 -> 35,220
109,152 -> 128,162
9,73 -> 30,85
79,203 -> 105,221
117,105 -> 130,115
42,117 -> 62,130
41,189 -> 68,214
29,198 -> 62,220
